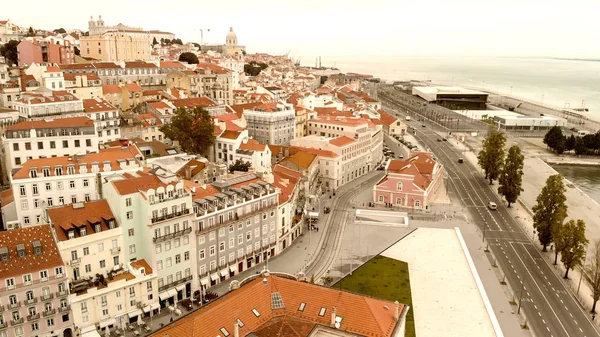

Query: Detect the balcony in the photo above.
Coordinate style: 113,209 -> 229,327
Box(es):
0,304 -> 3,312
58,305 -> 71,313
149,192 -> 191,205
27,313 -> 40,321
43,309 -> 56,317
25,297 -> 38,305
151,209 -> 191,225
8,302 -> 20,310
0,322 -> 6,329
10,318 -> 23,326
70,258 -> 81,266
41,293 -> 54,301
158,275 -> 192,292
56,289 -> 68,297
111,247 -> 121,255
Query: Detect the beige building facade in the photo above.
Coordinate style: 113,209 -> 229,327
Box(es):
80,32 -> 151,62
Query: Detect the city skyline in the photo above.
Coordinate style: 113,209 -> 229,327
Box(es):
3,0 -> 599,59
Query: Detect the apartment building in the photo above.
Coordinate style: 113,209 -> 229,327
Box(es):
80,32 -> 151,62
1,117 -> 99,175
82,98 -> 121,144
243,102 -> 296,145
192,173 -> 278,291
11,91 -> 83,119
271,165 -> 302,251
101,83 -> 143,111
103,172 -> 196,306
9,145 -> 144,228
166,64 -> 234,105
17,39 -> 75,66
47,200 -> 159,332
236,139 -> 272,174
213,130 -> 248,166
63,73 -> 103,100
0,225 -> 74,337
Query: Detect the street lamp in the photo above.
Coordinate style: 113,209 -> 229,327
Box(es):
517,280 -> 526,314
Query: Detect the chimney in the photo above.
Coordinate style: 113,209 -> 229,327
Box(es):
185,165 -> 192,180
331,307 -> 337,326
234,320 -> 239,337
394,301 -> 400,321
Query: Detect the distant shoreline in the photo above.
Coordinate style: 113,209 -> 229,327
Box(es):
546,158 -> 600,167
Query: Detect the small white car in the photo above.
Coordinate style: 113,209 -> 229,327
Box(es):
487,202 -> 497,210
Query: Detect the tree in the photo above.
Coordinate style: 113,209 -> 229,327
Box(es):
0,40 -> 19,66
26,27 -> 35,37
310,274 -> 315,284
192,42 -> 201,49
152,37 -> 158,46
560,219 -> 588,279
172,38 -> 183,45
543,126 -> 564,152
74,46 -> 80,56
321,276 -> 333,287
584,240 -> 600,313
497,145 -> 524,207
532,174 -> 568,251
575,136 -> 587,156
53,28 -> 66,34
565,134 -> 577,152
244,61 -> 268,76
178,52 -> 199,64
477,128 -> 506,184
159,106 -> 215,156
228,159 -> 252,173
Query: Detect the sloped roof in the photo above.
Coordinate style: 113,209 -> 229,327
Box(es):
47,200 -> 117,241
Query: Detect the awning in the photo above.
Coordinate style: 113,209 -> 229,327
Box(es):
229,266 -> 236,273
175,284 -> 186,292
220,269 -> 228,277
99,317 -> 117,328
142,306 -> 151,314
128,309 -> 142,318
150,302 -> 160,311
200,278 -> 209,286
210,273 -> 218,281
158,292 -> 170,301
167,289 -> 177,298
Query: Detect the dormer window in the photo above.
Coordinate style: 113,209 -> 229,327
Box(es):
42,167 -> 51,177
16,244 -> 26,258
0,247 -> 8,261
149,195 -> 155,203
158,193 -> 164,201
68,230 -> 75,239
29,169 -> 37,178
79,228 -> 86,237
108,220 -> 115,229
32,241 -> 42,255
55,166 -> 63,176
67,165 -> 75,175
95,224 -> 101,233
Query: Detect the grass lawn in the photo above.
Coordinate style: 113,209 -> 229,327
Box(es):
332,255 -> 415,337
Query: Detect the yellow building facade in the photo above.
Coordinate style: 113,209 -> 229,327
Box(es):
80,31 -> 151,62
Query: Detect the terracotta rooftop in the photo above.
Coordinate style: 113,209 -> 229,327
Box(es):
130,259 -> 153,275
15,91 -> 79,104
150,274 -> 404,337
281,151 -> 317,170
176,160 -> 206,179
7,116 -> 94,131
63,72 -> 101,81
219,130 -> 242,140
48,200 -> 118,241
272,165 -> 301,204
102,85 -> 121,95
0,188 -> 14,206
329,136 -> 356,147
172,97 -> 218,109
13,146 -> 142,180
160,61 -> 186,68
111,173 -> 176,196
125,61 -> 157,69
0,225 -> 64,280
93,62 -> 121,69
83,98 -> 116,112
378,110 -> 398,126
147,101 -> 171,110
290,146 -> 339,159
239,139 -> 267,152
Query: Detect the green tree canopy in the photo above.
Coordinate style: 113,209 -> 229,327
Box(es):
74,46 -> 80,56
228,159 -> 252,173
543,126 -> 564,151
584,240 -> 600,313
559,219 -> 588,279
152,37 -> 159,46
497,145 -> 524,207
575,136 -> 587,155
178,52 -> 199,64
477,128 -> 506,184
244,61 -> 268,76
159,106 -> 215,156
565,134 -> 576,152
26,27 -> 35,37
0,40 -> 19,66
53,28 -> 66,34
532,174 -> 568,251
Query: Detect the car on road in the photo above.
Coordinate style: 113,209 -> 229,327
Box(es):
399,154 -> 404,158
421,124 -> 426,127
442,138 -> 447,141
487,202 -> 497,210
437,138 -> 441,142
324,207 -> 331,214
458,158 -> 464,163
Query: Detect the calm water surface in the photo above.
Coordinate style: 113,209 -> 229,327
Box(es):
552,165 -> 600,204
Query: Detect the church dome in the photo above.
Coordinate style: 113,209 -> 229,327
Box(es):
226,27 -> 237,46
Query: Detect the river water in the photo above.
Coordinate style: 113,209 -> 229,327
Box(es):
551,165 -> 600,204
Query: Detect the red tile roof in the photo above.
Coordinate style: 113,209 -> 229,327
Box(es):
219,130 -> 242,140
63,72 -> 101,81
102,85 -> 121,95
0,225 -> 64,279
172,97 -> 218,109
125,61 -> 157,69
281,151 -> 316,170
239,139 -> 267,152
378,110 -> 398,126
196,62 -> 230,74
0,188 -> 14,206
7,116 -> 94,131
150,274 -> 404,337
83,98 -> 116,112
111,173 -> 175,196
13,146 -> 142,180
15,91 -> 79,104
160,61 -> 186,68
93,62 -> 121,69
131,259 -> 153,275
290,146 -> 338,158
385,153 -> 439,191
147,101 -> 171,110
329,136 -> 355,147
46,65 -> 61,73
272,165 -> 301,204
47,200 -> 117,241
176,160 -> 206,179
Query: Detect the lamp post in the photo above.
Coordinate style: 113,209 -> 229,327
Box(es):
517,280 -> 526,314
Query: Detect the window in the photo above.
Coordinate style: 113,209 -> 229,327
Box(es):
32,184 -> 38,195
19,185 -> 26,197
129,244 -> 136,254
24,216 -> 30,225
23,274 -> 32,285
74,140 -> 80,147
62,140 -> 68,148
13,143 -> 18,151
209,246 -> 215,256
83,179 -> 89,187
85,264 -> 91,273
219,242 -> 225,252
229,238 -> 234,248
31,322 -> 39,331
155,244 -> 161,253
165,242 -> 171,251
40,270 -> 48,281
414,200 -> 420,207
128,229 -> 134,236
397,183 -> 403,191
25,142 -> 31,150
127,211 -> 133,219
184,251 -> 189,261
86,139 -> 92,147
69,181 -> 75,189
50,141 -> 56,149
378,195 -> 384,202
126,198 -> 132,207
238,235 -> 243,244
85,194 -> 91,202
199,249 -> 205,260
100,260 -> 106,268
175,254 -> 181,264
166,257 -> 172,267
20,200 -> 28,211
47,318 -> 55,326
157,260 -> 163,270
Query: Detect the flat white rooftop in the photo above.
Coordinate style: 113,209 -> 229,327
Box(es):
381,227 -> 501,337
414,86 -> 487,96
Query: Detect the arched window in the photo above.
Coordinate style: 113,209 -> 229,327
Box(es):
396,198 -> 403,205
378,195 -> 384,202
397,183 -> 402,191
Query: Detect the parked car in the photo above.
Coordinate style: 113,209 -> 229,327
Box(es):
487,202 -> 498,210
458,158 -> 464,163
421,124 -> 426,127
442,138 -> 448,141
437,138 -> 442,142
324,207 -> 331,214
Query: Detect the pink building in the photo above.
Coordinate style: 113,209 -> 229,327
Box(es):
373,152 -> 444,209
17,39 -> 74,66
0,225 -> 74,337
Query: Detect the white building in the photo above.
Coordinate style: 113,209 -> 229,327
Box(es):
243,102 -> 296,145
217,56 -> 244,90
9,145 -> 144,228
82,98 -> 121,144
236,139 -> 272,174
103,171 -> 196,306
11,90 -> 83,119
47,200 -> 159,333
2,116 -> 99,176
213,130 -> 248,166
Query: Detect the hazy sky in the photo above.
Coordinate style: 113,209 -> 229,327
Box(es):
4,0 -> 599,59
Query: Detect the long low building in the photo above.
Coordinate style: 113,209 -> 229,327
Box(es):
412,86 -> 488,110
453,109 -> 567,131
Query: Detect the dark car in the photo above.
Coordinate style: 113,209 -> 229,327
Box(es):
458,158 -> 464,163
442,138 -> 448,141
421,124 -> 426,127
437,138 -> 441,142
324,207 -> 331,214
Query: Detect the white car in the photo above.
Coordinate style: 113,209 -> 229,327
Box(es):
487,202 -> 497,210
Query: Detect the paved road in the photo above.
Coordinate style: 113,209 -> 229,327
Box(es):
382,93 -> 599,337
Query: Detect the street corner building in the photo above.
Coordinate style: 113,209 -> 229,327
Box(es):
151,271 -> 410,337
373,152 -> 444,209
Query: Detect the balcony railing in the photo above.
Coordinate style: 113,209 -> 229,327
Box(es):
25,297 -> 37,305
41,293 -> 54,301
0,322 -> 6,329
43,309 -> 56,317
149,192 -> 190,205
10,318 -> 23,326
8,302 -> 20,309
58,305 -> 71,313
195,204 -> 276,235
56,290 -> 68,297
158,275 -> 192,292
27,313 -> 40,321
111,247 -> 121,255
70,258 -> 81,266
151,209 -> 191,225
153,227 -> 192,243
